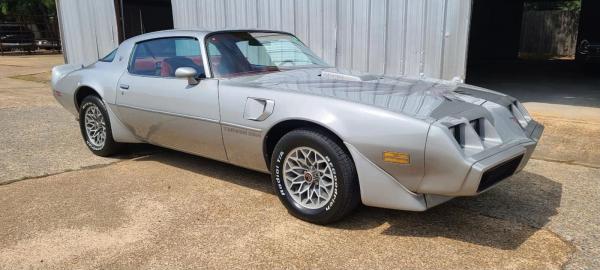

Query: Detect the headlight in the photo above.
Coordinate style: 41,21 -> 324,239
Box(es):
448,118 -> 485,148
446,117 -> 499,155
448,124 -> 463,146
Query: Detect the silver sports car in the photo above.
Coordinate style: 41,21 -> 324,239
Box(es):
51,30 -> 543,224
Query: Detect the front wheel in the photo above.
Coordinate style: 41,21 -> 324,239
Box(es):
79,95 -> 122,157
271,128 -> 360,224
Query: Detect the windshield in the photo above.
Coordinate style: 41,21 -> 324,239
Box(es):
206,31 -> 328,78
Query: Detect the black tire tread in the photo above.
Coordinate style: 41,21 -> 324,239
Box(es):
79,95 -> 122,157
272,128 -> 361,224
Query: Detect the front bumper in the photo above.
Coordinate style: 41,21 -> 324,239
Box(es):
418,110 -> 544,197
460,140 -> 537,195
461,122 -> 543,195
346,120 -> 543,212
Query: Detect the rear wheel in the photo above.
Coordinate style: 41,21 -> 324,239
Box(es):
79,95 -> 122,156
270,128 -> 360,224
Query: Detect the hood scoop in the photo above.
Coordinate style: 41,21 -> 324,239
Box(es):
320,70 -> 380,82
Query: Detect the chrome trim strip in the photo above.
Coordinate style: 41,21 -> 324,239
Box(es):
116,103 -> 220,124
221,121 -> 262,132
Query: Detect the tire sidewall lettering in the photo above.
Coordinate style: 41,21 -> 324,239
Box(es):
274,151 -> 286,196
324,155 -> 338,211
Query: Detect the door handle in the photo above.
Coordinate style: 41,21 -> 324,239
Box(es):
119,84 -> 130,90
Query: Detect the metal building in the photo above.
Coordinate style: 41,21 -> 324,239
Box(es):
56,0 -> 472,81
56,0 -> 120,66
172,0 -> 472,81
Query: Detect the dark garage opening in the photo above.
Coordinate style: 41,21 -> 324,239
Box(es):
115,0 -> 174,41
465,0 -> 600,108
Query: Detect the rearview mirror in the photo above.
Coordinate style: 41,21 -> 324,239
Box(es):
175,67 -> 202,85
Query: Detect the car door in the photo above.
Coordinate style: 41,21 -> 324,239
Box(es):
115,36 -> 227,161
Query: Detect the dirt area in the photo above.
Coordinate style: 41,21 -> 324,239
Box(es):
9,71 -> 52,84
532,112 -> 600,168
0,55 -> 598,269
0,152 -> 574,269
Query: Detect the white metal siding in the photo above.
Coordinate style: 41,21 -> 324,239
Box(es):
172,0 -> 472,81
56,0 -> 119,65
56,0 -> 471,79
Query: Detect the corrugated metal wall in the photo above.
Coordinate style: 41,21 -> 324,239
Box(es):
56,0 -> 119,65
171,0 -> 472,81
56,0 -> 472,79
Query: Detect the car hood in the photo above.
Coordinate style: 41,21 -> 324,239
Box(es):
225,68 -> 515,121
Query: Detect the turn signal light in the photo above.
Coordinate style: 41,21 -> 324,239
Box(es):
383,152 -> 410,164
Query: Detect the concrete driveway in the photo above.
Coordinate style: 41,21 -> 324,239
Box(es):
0,55 -> 598,269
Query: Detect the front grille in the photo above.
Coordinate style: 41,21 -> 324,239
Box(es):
477,154 -> 524,192
448,118 -> 486,149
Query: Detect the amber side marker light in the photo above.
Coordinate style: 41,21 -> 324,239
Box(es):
383,152 -> 410,164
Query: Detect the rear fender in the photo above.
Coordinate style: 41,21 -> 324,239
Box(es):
52,65 -> 141,144
51,64 -> 81,87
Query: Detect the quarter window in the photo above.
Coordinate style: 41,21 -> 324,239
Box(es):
99,49 -> 117,62
128,37 -> 205,78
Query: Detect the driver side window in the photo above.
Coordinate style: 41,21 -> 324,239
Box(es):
128,37 -> 205,78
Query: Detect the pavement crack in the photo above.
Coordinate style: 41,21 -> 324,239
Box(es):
0,152 -> 160,186
452,203 -> 543,230
0,64 -> 29,67
531,157 -> 600,169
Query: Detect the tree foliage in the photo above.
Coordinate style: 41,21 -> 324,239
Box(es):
0,0 -> 59,40
524,0 -> 581,11
0,0 -> 56,17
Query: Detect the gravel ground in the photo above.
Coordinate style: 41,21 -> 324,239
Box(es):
452,159 -> 600,270
0,152 -> 574,269
0,57 -> 154,184
0,55 -> 598,269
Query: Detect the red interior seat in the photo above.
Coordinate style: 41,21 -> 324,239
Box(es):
134,58 -> 156,74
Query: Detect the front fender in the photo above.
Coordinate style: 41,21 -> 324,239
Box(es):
218,83 -> 431,192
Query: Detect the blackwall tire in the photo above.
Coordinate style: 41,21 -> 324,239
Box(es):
78,95 -> 122,157
270,128 -> 360,224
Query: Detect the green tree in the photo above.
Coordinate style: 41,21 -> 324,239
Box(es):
524,0 -> 581,11
0,0 -> 56,17
0,0 -> 59,40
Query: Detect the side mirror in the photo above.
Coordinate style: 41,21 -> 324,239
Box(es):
175,67 -> 203,85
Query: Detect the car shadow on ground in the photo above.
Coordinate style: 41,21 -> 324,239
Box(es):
134,149 -> 562,251
334,170 -> 561,250
113,144 -> 164,160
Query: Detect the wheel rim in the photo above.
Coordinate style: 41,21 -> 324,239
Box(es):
283,147 -> 335,209
84,104 -> 106,149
